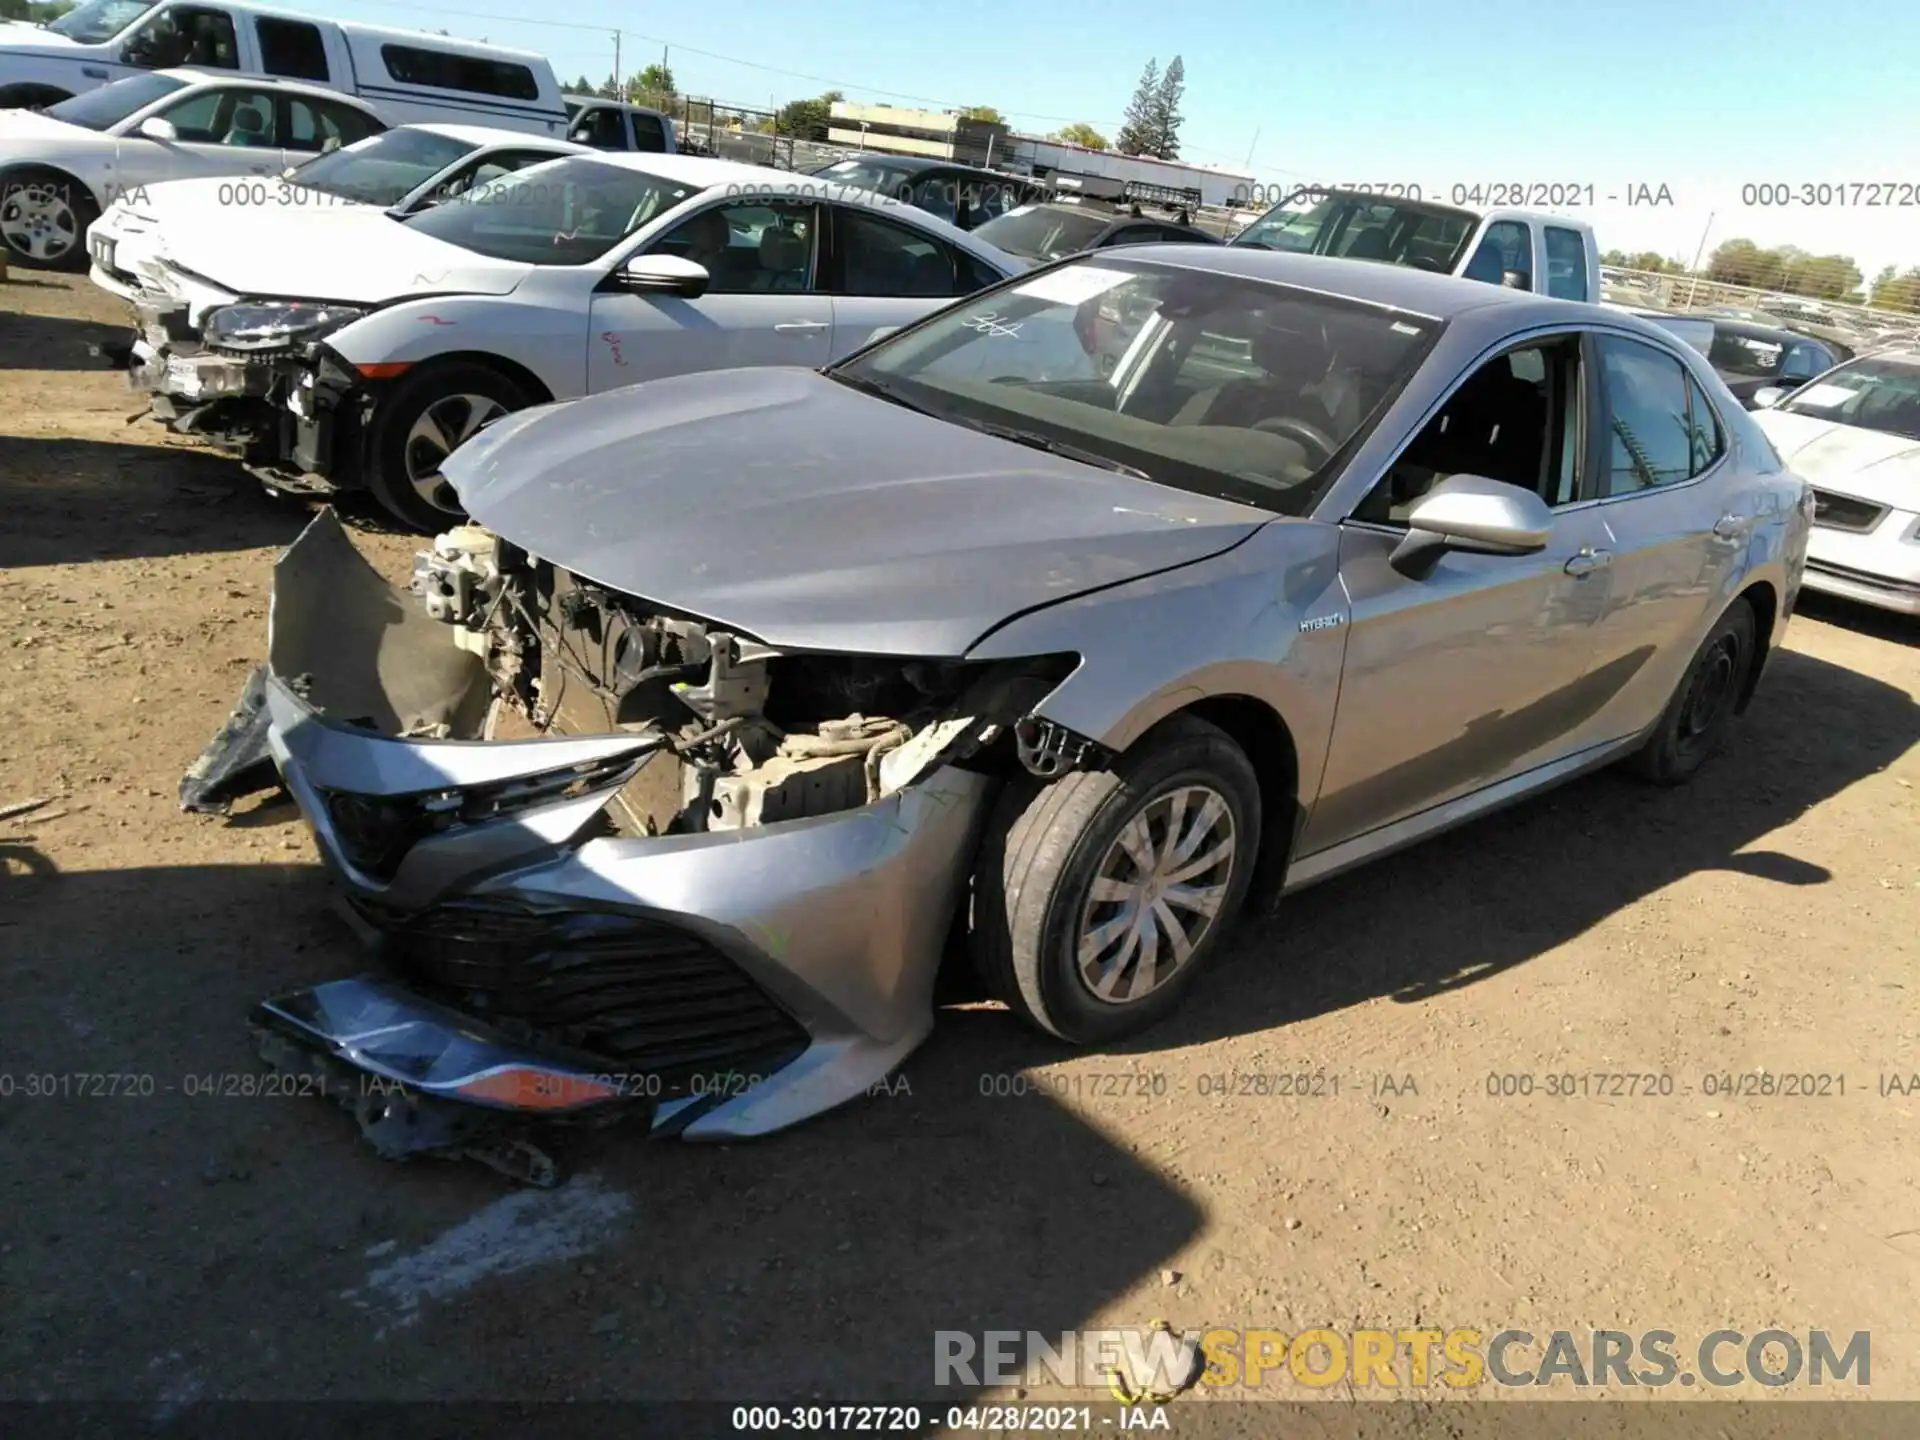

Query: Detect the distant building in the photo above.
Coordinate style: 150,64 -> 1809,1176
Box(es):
824,102 -> 1260,210
827,102 -> 1011,168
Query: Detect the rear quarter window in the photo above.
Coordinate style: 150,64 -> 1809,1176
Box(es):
381,46 -> 540,102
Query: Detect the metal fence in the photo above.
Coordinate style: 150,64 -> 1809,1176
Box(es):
1604,268 -> 1920,342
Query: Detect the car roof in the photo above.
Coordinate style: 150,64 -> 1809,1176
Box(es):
560,94 -> 668,116
410,122 -> 586,150
154,67 -> 379,109
1681,315 -> 1814,344
1119,244 -> 1575,320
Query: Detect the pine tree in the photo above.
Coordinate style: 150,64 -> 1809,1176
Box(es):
1150,55 -> 1185,160
1114,59 -> 1160,156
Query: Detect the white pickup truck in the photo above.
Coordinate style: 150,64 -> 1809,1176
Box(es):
1229,186 -> 1603,304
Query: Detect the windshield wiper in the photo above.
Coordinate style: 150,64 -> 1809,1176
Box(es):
971,421 -> 1154,480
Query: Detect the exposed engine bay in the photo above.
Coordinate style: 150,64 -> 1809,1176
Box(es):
410,525 -> 1084,837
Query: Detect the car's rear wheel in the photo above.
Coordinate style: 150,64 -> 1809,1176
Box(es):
1622,600 -> 1757,785
970,713 -> 1261,1044
0,167 -> 97,271
366,362 -> 532,533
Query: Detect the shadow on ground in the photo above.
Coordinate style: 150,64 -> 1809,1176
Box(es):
0,849 -> 1203,1408
0,308 -> 128,371
0,437 -> 306,568
1795,590 -> 1918,647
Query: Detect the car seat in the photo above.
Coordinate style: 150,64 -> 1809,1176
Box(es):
1169,319 -> 1332,429
222,104 -> 270,148
753,226 -> 809,291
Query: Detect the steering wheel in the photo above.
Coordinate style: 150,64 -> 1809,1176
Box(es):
1251,415 -> 1340,463
1410,257 -> 1445,272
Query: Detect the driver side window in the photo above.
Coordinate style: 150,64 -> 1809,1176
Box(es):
648,200 -> 817,294
156,86 -> 276,146
1352,336 -> 1585,525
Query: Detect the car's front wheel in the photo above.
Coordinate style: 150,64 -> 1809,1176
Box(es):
1622,599 -> 1758,785
971,713 -> 1261,1044
365,362 -> 533,533
0,167 -> 97,271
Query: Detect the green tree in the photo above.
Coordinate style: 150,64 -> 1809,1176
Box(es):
1114,58 -> 1160,155
1148,55 -> 1185,160
957,105 -> 1003,125
632,62 -> 675,102
1870,265 -> 1920,314
1050,122 -> 1108,150
775,90 -> 843,141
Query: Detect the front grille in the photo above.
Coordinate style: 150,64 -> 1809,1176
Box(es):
367,897 -> 809,1093
1810,489 -> 1888,533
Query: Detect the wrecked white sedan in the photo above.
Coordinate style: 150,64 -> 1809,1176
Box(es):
187,247 -> 1804,1184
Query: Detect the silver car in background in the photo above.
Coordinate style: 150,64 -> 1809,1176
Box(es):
192,247 -> 1809,1182
1751,351 -> 1920,615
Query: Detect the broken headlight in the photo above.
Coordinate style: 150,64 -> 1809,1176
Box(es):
203,300 -> 366,352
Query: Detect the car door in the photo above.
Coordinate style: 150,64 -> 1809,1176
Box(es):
278,95 -> 383,161
127,83 -> 291,188
819,203 -> 995,357
1459,219 -> 1534,289
585,198 -> 830,391
567,104 -> 629,151
1301,333 -> 1618,852
1565,332 -> 1747,748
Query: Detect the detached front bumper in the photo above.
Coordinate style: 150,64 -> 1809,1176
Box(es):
199,511 -> 994,1172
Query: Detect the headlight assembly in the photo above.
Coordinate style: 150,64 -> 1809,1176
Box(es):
203,301 -> 366,352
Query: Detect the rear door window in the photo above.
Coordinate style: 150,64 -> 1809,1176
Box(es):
256,17 -> 328,81
1544,226 -> 1589,301
628,111 -> 669,152
1598,335 -> 1696,494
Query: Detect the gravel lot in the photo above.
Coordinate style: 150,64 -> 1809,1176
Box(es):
2,270 -> 1917,1426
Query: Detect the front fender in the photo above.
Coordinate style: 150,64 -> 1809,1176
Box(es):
326,294 -> 585,400
966,518 -> 1348,799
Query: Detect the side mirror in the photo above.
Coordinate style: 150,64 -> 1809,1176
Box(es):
320,135 -> 343,155
1390,474 -> 1553,579
1750,386 -> 1787,410
137,116 -> 178,142
1499,269 -> 1531,291
619,252 -> 710,298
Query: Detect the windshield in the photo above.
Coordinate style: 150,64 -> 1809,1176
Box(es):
46,0 -> 156,43
289,129 -> 479,207
43,70 -> 185,130
1231,189 -> 1477,272
1708,329 -> 1789,378
401,157 -> 705,265
973,205 -> 1112,262
808,158 -> 911,197
1642,316 -> 1716,356
830,256 -> 1441,514
1777,355 -> 1920,441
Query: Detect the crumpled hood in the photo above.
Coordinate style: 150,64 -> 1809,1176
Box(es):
1756,409 -> 1920,509
445,367 -> 1273,657
155,215 -> 530,304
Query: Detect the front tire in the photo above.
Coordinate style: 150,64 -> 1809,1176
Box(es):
0,167 -> 98,271
1622,600 -> 1757,785
365,362 -> 532,533
971,714 -> 1261,1044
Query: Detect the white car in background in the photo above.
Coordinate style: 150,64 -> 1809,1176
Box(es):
89,122 -> 588,302
122,150 -> 1026,529
1753,351 -> 1920,616
0,66 -> 383,268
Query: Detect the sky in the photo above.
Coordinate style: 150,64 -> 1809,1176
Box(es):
327,0 -> 1920,279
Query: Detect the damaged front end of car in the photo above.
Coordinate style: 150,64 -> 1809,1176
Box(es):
184,508 -> 1080,1183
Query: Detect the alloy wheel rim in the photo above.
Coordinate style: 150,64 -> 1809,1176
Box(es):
403,393 -> 507,510
1076,783 -> 1236,1005
0,185 -> 77,261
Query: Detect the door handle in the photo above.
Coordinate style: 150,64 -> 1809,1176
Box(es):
82,65 -> 109,78
773,320 -> 829,334
1564,547 -> 1612,577
1712,513 -> 1746,539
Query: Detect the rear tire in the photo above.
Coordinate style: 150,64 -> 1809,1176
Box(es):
970,714 -> 1261,1045
365,362 -> 532,533
0,167 -> 98,271
1622,600 -> 1757,785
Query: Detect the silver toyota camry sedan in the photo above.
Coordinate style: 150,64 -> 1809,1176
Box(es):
187,245 -> 1811,1182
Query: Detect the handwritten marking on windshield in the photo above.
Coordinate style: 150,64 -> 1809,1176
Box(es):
962,312 -> 1023,339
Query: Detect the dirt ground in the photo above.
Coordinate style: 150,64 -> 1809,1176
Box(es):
3,271 -> 1917,1429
